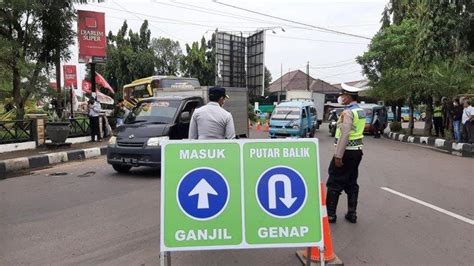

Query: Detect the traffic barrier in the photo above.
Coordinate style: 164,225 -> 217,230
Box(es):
263,122 -> 270,132
297,182 -> 343,265
256,122 -> 262,131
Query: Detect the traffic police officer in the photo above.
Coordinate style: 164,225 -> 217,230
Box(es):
326,84 -> 366,223
189,87 -> 236,139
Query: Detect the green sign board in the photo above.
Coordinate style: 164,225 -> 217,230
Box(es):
160,139 -> 323,251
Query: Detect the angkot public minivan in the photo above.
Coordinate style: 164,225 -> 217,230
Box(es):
268,100 -> 318,138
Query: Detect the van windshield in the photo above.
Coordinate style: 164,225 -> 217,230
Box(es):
125,100 -> 180,124
272,107 -> 301,120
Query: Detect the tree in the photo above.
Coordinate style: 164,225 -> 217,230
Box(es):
264,66 -> 272,96
151,37 -> 182,76
359,1 -> 473,135
97,20 -> 155,99
40,0 -> 76,116
0,0 -> 93,119
357,18 -> 419,126
180,36 -> 215,85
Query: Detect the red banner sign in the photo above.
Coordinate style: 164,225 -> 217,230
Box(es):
78,10 -> 106,63
63,65 -> 77,88
82,80 -> 92,94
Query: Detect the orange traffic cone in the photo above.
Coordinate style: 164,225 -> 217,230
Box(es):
297,182 -> 342,265
263,122 -> 270,132
256,121 -> 262,131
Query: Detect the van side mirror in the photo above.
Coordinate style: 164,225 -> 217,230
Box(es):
180,111 -> 191,122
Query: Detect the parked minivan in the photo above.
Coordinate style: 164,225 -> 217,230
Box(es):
268,100 -> 318,138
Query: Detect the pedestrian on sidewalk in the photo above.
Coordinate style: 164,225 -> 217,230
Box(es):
112,99 -> 128,128
188,87 -> 235,140
442,97 -> 453,134
326,86 -> 366,224
451,98 -> 463,143
87,98 -> 101,142
433,101 -> 444,138
462,99 -> 474,143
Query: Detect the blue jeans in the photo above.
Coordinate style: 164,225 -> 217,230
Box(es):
452,120 -> 461,142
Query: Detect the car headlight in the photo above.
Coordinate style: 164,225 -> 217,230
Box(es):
108,136 -> 117,145
147,136 -> 169,147
292,125 -> 300,129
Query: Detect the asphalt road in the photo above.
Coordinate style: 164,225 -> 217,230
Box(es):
1,125 -> 473,265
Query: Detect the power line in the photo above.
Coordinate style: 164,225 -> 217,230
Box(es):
267,34 -> 367,45
111,0 -> 185,41
318,70 -> 361,79
212,0 -> 372,40
310,62 -> 357,69
89,4 -> 277,34
312,59 -> 356,66
160,1 -> 333,34
155,1 -> 281,26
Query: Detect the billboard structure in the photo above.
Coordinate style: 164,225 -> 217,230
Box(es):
215,32 -> 246,88
215,30 -> 265,98
246,31 -> 265,99
78,10 -> 107,63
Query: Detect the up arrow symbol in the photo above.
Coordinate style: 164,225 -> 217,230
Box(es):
188,178 -> 218,209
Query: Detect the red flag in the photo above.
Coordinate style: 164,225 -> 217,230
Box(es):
95,72 -> 114,94
82,80 -> 92,93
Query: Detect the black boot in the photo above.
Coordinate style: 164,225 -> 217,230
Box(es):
326,189 -> 340,223
345,191 -> 358,223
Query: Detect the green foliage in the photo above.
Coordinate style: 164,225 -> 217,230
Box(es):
151,37 -> 183,75
96,20 -> 156,97
358,2 -> 473,103
264,66 -> 272,93
390,121 -> 402,132
180,36 -> 215,85
248,104 -> 256,122
0,0 -> 81,119
357,19 -> 418,102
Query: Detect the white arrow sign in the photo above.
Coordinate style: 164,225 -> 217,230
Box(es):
268,174 -> 297,209
188,178 -> 218,209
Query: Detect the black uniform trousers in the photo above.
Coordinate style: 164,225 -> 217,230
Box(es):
89,116 -> 100,141
433,117 -> 444,137
327,149 -> 363,194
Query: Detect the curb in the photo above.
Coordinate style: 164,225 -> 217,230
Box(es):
384,132 -> 473,158
0,146 -> 108,179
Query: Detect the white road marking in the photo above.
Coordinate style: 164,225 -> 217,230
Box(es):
381,187 -> 474,225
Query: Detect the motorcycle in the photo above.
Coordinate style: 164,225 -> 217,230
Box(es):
328,109 -> 340,137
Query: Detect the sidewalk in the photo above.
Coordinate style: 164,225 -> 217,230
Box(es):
384,122 -> 474,158
0,138 -> 110,179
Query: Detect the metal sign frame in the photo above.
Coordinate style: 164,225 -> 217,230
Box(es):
160,139 -> 324,252
215,31 -> 246,88
246,31 -> 265,98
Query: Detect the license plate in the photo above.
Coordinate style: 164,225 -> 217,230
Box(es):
278,130 -> 287,134
123,158 -> 137,164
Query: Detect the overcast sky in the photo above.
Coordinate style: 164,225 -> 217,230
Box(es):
71,0 -> 388,88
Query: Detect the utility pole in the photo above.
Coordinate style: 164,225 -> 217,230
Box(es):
306,61 -> 310,91
279,63 -> 282,103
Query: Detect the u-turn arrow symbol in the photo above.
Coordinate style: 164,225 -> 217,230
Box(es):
268,174 -> 297,209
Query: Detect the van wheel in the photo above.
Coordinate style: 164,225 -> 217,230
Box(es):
309,127 -> 315,138
112,164 -> 132,173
